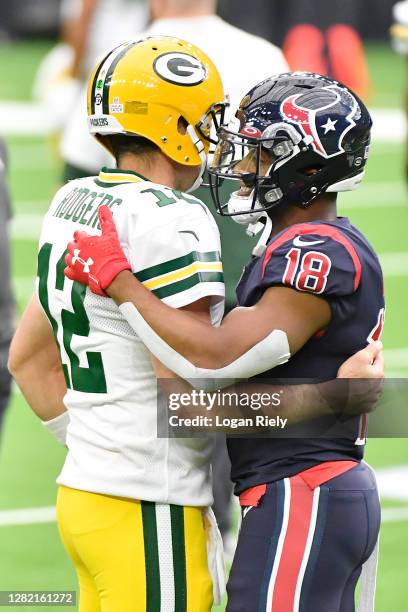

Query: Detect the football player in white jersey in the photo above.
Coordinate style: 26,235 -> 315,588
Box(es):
9,36 -> 382,612
11,36 -> 228,612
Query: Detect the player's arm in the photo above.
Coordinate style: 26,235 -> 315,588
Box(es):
62,0 -> 98,78
65,206 -> 383,386
8,295 -> 68,443
111,274 -> 328,367
66,206 -> 327,369
150,298 -> 212,376
111,275 -> 384,418
150,299 -> 213,393
155,342 -> 383,428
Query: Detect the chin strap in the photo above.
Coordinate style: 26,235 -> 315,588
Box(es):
186,124 -> 207,193
247,214 -> 273,257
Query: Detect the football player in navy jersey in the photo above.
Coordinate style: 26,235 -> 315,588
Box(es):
64,73 -> 384,611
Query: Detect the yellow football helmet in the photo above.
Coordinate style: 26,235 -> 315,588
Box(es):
87,36 -> 226,170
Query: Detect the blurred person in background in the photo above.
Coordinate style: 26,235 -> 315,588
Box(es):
60,0 -> 148,180
282,0 -> 372,100
33,0 -> 148,181
143,0 -> 289,552
0,138 -> 14,441
391,0 -> 408,181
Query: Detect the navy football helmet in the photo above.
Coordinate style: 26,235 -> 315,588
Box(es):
208,72 -> 372,223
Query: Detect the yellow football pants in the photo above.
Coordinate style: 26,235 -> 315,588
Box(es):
56,486 -> 213,612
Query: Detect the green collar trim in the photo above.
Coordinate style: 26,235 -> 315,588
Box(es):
96,167 -> 148,187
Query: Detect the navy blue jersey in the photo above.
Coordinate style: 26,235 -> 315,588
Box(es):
228,217 -> 385,494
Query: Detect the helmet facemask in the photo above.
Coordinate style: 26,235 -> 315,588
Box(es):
184,101 -> 228,193
209,118 -> 370,224
196,101 -> 229,147
208,122 -> 308,224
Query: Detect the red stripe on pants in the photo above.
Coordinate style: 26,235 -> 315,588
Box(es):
271,475 -> 315,611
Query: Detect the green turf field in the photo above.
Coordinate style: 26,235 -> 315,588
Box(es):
0,41 -> 407,611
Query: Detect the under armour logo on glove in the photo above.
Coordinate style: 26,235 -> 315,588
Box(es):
71,249 -> 94,273
64,205 -> 131,296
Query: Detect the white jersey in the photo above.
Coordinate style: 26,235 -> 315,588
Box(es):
61,13 -> 288,172
60,0 -> 147,171
60,0 -> 148,78
37,168 -> 224,506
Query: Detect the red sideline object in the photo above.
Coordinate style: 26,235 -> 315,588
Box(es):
327,24 -> 372,100
283,24 -> 328,74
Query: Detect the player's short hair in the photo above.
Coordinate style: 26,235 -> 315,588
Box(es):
103,134 -> 159,164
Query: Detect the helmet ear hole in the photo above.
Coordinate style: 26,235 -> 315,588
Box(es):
177,116 -> 189,135
300,164 -> 324,176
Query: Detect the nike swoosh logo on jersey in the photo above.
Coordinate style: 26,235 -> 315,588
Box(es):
293,236 -> 326,247
179,230 -> 199,241
242,506 -> 254,519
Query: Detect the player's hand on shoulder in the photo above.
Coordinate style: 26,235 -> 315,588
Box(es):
337,341 -> 384,379
64,205 -> 131,296
336,341 -> 384,416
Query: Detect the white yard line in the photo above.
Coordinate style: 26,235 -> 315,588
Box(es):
0,102 -> 54,136
381,507 -> 408,522
0,501 -> 407,528
340,182 -> 407,209
0,102 -> 405,140
0,506 -> 56,527
370,108 -> 407,143
383,348 -> 408,369
10,214 -> 44,240
0,100 -> 406,142
380,252 -> 408,277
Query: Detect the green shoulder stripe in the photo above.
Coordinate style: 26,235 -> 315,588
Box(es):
151,271 -> 224,299
93,179 -> 123,188
136,251 -> 220,283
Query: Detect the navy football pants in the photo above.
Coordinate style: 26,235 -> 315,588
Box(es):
227,462 -> 380,612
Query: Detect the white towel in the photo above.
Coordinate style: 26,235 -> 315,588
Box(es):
203,507 -> 227,605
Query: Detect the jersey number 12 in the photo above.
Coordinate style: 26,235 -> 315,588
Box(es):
37,243 -> 107,394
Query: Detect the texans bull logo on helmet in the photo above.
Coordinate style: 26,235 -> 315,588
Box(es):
280,85 -> 359,159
